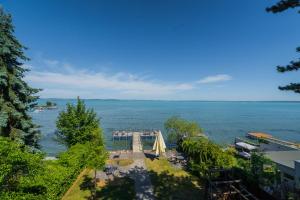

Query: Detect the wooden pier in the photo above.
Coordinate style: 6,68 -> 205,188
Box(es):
112,130 -> 159,140
132,132 -> 143,153
112,130 -> 159,152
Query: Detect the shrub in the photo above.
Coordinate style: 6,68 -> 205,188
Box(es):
181,138 -> 237,177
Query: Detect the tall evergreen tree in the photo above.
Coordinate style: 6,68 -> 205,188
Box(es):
0,7 -> 40,148
266,1 -> 300,93
56,97 -> 104,148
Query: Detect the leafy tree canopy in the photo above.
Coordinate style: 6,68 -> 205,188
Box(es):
56,97 -> 104,148
0,137 -> 43,193
0,7 -> 40,148
164,116 -> 203,143
181,137 -> 237,177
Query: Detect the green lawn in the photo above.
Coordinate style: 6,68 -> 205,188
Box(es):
62,169 -> 94,200
106,158 -> 134,167
145,158 -> 204,200
62,168 -> 135,200
63,158 -> 203,200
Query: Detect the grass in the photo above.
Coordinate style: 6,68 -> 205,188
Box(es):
145,157 -> 204,200
62,168 -> 135,200
145,158 -> 189,177
95,176 -> 135,200
106,158 -> 134,167
62,169 -> 94,200
63,158 -> 203,200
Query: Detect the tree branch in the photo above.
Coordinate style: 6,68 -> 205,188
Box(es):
279,83 -> 300,93
266,0 -> 300,13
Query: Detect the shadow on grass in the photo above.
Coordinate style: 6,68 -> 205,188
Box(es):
95,177 -> 135,200
79,163 -> 203,200
126,165 -> 204,200
148,170 -> 204,200
79,175 -> 135,200
80,175 -> 94,191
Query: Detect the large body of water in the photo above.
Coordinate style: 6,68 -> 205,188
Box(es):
31,99 -> 300,156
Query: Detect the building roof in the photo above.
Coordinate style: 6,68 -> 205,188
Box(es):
265,151 -> 300,169
247,132 -> 273,139
235,142 -> 257,151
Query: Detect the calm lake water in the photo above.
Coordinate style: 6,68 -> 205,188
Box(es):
31,99 -> 300,156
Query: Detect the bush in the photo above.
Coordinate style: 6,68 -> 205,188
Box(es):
36,143 -> 94,199
181,138 -> 237,177
0,142 -> 97,200
0,137 -> 44,192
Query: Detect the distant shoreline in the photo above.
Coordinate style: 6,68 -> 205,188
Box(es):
38,98 -> 300,103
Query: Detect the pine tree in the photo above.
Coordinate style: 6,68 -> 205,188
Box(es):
56,97 -> 104,148
0,7 -> 41,148
266,1 -> 300,93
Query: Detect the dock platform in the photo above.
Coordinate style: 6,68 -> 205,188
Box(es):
112,130 -> 160,152
132,132 -> 143,153
112,130 -> 159,140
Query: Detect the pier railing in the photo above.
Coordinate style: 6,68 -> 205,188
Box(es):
112,130 -> 159,140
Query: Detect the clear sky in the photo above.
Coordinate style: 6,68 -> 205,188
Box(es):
2,0 -> 300,100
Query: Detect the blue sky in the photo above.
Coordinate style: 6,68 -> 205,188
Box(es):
2,0 -> 300,100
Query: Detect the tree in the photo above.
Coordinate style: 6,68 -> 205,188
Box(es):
181,138 -> 237,177
266,1 -> 300,93
86,142 -> 107,198
266,0 -> 300,13
56,97 -> 104,148
0,137 -> 43,193
164,116 -> 203,144
250,153 -> 279,187
0,7 -> 41,148
56,97 -> 107,198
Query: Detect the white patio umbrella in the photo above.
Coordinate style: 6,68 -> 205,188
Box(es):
152,131 -> 166,156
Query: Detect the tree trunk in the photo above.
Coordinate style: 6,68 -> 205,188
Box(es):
93,169 -> 97,199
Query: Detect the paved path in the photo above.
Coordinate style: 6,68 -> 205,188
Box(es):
132,132 -> 143,153
121,152 -> 155,200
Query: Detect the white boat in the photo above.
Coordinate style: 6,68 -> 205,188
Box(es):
33,108 -> 44,113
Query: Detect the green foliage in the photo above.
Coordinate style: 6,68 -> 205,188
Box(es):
54,96 -> 107,199
86,143 -> 107,171
267,1 -> 300,93
0,7 -> 41,148
0,138 -> 107,200
56,97 -> 103,147
181,138 -> 237,177
0,8 -> 107,200
250,153 -> 279,186
235,153 -> 279,188
266,0 -> 300,13
86,142 -> 108,197
55,97 -> 107,196
58,143 -> 91,168
165,116 -> 203,144
39,144 -> 93,199
0,137 -> 44,198
38,143 -> 105,200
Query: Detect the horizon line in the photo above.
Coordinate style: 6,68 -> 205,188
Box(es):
38,98 -> 300,102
